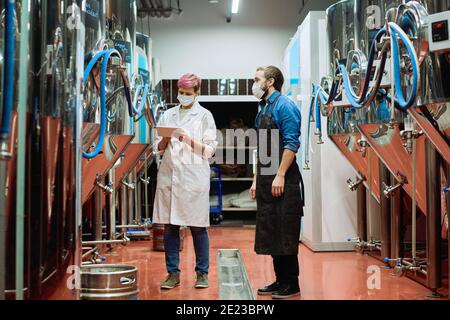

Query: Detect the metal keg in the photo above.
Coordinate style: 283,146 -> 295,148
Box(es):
81,265 -> 139,300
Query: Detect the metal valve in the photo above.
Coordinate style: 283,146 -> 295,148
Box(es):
385,257 -> 427,277
0,140 -> 12,161
303,161 -> 311,171
315,129 -> 324,145
382,173 -> 407,198
347,237 -> 380,255
96,177 -> 113,194
400,129 -> 423,154
121,179 -> 136,190
356,138 -> 369,158
347,175 -> 365,191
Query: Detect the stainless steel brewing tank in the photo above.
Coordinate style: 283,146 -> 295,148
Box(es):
416,0 -> 450,13
397,0 -> 450,164
355,0 -> 403,55
135,32 -> 156,146
104,0 -> 137,137
326,0 -> 356,75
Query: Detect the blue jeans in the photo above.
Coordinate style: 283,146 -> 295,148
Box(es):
164,224 -> 210,274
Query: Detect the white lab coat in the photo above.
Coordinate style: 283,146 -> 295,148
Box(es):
152,102 -> 218,228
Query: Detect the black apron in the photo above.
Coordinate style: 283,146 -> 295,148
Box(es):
255,96 -> 305,256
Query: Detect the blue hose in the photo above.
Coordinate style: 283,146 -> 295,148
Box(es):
304,82 -> 332,167
389,22 -> 419,110
340,23 -> 419,110
132,83 -> 150,116
400,15 -> 415,35
340,27 -> 388,109
132,84 -> 143,114
340,64 -> 366,109
139,84 -> 150,115
1,0 -> 15,141
82,49 -> 121,159
312,84 -> 334,134
304,89 -> 316,166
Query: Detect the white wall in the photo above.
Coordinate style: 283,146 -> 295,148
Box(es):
138,0 -> 302,80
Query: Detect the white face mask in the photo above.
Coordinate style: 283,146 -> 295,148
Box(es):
178,94 -> 196,107
252,82 -> 267,100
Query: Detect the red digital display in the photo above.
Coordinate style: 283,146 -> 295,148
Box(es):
432,20 -> 449,43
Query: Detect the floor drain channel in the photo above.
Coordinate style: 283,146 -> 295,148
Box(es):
218,249 -> 255,300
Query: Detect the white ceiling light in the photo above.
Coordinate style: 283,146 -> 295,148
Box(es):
232,0 -> 240,14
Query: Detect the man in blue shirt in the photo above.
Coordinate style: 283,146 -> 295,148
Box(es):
250,66 -> 304,299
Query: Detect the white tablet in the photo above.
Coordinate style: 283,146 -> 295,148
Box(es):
156,126 -> 180,138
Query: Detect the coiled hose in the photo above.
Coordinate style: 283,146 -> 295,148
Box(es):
82,49 -> 121,159
340,22 -> 419,110
132,83 -> 150,116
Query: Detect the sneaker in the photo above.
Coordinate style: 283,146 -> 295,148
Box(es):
257,282 -> 282,296
271,284 -> 301,299
161,273 -> 180,290
195,272 -> 209,289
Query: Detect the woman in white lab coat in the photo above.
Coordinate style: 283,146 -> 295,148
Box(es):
153,73 -> 218,290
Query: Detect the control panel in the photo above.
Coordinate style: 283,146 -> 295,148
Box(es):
428,11 -> 450,53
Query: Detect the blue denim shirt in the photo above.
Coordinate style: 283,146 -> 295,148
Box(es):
255,91 -> 302,153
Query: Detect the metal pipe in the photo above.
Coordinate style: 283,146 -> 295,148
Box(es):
127,176 -> 134,224
15,0 -> 31,300
120,185 -> 127,229
143,159 -> 150,220
82,238 -> 130,246
73,0 -> 87,300
357,183 -> 367,242
0,161 -> 5,300
116,225 -> 150,229
390,181 -> 402,260
367,148 -> 373,240
99,224 -> 151,229
106,172 -> 116,241
380,163 -> 392,260
93,184 -> 103,241
425,140 -> 442,293
389,18 -> 396,129
133,169 -> 139,224
412,131 -> 417,260
447,163 -> 450,295
82,247 -> 98,259
136,174 -> 142,224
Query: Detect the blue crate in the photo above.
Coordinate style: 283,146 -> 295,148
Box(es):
210,165 -> 223,224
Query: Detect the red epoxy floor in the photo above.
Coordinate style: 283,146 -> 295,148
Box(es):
101,227 -> 444,300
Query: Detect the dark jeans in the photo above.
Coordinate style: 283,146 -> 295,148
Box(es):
272,255 -> 300,289
164,224 -> 210,274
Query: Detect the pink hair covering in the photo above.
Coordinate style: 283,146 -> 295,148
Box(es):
177,73 -> 202,90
